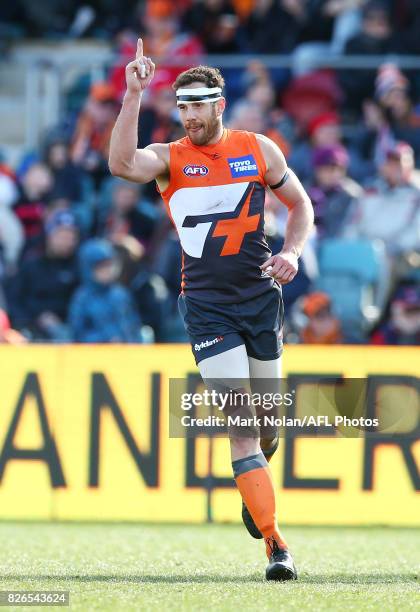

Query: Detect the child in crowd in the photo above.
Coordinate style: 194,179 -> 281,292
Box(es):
371,285 -> 420,345
69,239 -> 142,343
300,291 -> 342,344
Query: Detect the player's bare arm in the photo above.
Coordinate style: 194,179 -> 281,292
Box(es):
108,38 -> 169,187
256,133 -> 314,284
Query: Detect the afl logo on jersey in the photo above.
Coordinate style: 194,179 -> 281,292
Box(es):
183,164 -> 209,177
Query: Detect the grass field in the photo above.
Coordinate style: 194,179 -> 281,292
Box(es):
0,523 -> 419,611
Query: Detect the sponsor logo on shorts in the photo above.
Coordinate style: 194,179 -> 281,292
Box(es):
194,335 -> 224,352
227,154 -> 258,178
183,164 -> 209,177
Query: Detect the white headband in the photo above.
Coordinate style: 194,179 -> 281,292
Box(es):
176,87 -> 223,105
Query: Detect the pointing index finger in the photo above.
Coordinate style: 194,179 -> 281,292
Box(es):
136,38 -> 143,59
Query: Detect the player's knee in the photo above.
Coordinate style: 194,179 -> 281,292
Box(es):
229,436 -> 260,460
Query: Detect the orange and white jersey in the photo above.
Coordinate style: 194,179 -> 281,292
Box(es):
159,128 -> 274,302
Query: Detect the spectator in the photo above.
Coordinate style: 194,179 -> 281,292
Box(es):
140,0 -> 204,85
240,59 -> 274,91
128,262 -> 172,343
308,144 -> 362,239
291,0 -> 364,74
45,139 -> 86,203
71,82 -> 119,189
0,156 -> 16,181
228,100 -> 290,155
152,224 -> 189,341
231,0 -> 255,19
395,0 -> 420,55
345,143 -> 420,257
69,239 -> 142,343
8,210 -> 79,340
0,308 -> 27,344
109,32 -> 139,103
245,76 -> 276,115
3,1 -> 420,349
68,1 -> 139,38
299,0 -> 334,44
322,0 -> 364,54
154,223 -> 183,306
13,0 -> 76,38
101,192 -> 172,341
0,173 -> 24,272
139,78 -> 180,148
183,0 -> 243,54
101,179 -> 163,253
288,112 -> 342,181
307,112 -> 342,148
245,0 -> 305,54
347,98 -> 395,181
228,97 -> 260,125
339,1 -> 400,112
371,285 -> 420,345
300,291 -> 343,343
244,74 -> 293,155
0,283 -> 5,311
110,8 -> 203,103
110,234 -> 145,286
13,162 -> 52,250
44,139 -> 93,233
281,69 -> 342,136
375,64 -> 420,163
347,65 -> 420,180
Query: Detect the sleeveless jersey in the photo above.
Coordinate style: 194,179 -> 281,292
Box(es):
159,128 -> 274,303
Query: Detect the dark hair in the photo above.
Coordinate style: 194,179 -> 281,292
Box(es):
172,66 -> 225,91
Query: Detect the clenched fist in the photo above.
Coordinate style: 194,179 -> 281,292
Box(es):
125,38 -> 155,95
261,250 -> 298,284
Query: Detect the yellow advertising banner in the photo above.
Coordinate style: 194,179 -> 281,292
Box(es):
0,345 -> 418,525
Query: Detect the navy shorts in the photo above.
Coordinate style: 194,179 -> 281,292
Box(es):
178,285 -> 284,364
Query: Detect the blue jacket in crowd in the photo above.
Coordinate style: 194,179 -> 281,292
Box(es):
69,239 -> 142,343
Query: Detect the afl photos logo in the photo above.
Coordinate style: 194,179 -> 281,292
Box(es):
183,164 -> 209,177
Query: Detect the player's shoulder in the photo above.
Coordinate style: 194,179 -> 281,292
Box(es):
224,128 -> 266,152
252,133 -> 287,178
145,142 -> 170,164
226,130 -> 270,144
226,128 -> 257,141
168,135 -> 190,148
146,142 -> 170,154
254,133 -> 286,162
160,135 -> 193,155
236,131 -> 284,157
254,132 -> 279,150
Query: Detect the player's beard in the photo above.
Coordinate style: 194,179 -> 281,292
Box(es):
185,106 -> 220,146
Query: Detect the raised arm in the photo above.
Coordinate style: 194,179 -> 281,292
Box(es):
108,38 -> 169,184
256,133 -> 314,284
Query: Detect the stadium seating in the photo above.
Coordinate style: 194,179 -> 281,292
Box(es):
315,238 -> 389,342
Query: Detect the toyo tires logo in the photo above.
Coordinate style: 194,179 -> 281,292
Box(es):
227,154 -> 258,178
183,164 -> 209,177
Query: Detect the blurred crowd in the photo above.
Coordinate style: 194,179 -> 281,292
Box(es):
0,0 -> 419,345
